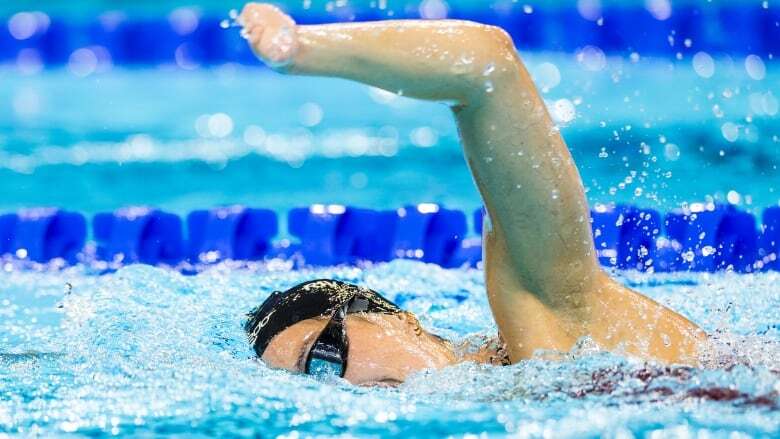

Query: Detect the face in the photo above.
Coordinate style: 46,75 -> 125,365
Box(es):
261,312 -> 457,386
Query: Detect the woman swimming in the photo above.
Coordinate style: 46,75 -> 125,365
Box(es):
239,3 -> 708,386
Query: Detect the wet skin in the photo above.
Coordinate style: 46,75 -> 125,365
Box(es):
262,313 -> 457,386
241,2 -> 709,384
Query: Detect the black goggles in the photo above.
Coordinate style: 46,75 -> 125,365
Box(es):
305,300 -> 350,378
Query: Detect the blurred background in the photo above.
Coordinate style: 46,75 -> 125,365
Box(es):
0,0 -> 777,215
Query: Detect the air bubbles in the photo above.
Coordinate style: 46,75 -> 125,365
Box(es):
744,55 -> 766,80
410,126 -> 438,147
174,43 -> 199,70
663,143 -> 680,161
419,0 -> 449,19
243,125 -> 267,147
68,48 -> 99,78
196,113 -> 234,138
220,19 -> 230,29
645,0 -> 672,20
549,99 -> 576,124
483,63 -> 496,76
576,46 -> 606,71
727,190 -> 741,205
534,62 -> 561,92
748,92 -> 778,116
168,7 -> 199,36
692,52 -> 715,78
299,102 -> 324,127
577,0 -> 602,21
721,122 -> 739,142
8,12 -> 42,40
484,81 -> 495,93
16,48 -> 43,75
208,113 -> 234,138
523,5 -> 534,14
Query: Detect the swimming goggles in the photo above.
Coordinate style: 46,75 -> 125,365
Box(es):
245,279 -> 402,362
305,300 -> 350,378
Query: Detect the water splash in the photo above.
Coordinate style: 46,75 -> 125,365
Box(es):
1,263 -> 779,436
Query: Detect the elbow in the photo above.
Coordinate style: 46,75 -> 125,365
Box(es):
460,24 -> 521,101
482,25 -> 517,56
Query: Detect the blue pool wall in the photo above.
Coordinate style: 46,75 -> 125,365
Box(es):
0,203 -> 778,273
0,3 -> 778,68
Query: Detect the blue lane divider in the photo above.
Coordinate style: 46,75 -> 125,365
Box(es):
394,204 -> 467,267
590,205 -> 622,267
287,204 -> 351,266
0,203 -> 777,272
664,206 -> 727,272
187,206 -> 277,263
714,207 -> 759,273
0,213 -> 18,255
287,204 -> 467,267
448,207 -> 485,268
760,207 -> 780,271
93,207 -> 184,265
0,209 -> 86,263
1,4 -> 779,66
616,206 -> 662,271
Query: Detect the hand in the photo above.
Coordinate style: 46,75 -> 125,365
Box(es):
239,3 -> 299,69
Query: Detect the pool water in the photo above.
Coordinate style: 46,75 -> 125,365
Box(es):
1,262 -> 779,437
1,28 -> 780,437
1,54 -> 778,215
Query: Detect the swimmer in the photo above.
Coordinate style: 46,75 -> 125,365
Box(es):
239,3 -> 708,386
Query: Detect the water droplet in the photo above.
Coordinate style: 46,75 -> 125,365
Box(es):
229,9 -> 239,19
450,54 -> 475,74
220,19 -> 230,29
483,63 -> 495,76
664,143 -> 680,161
721,122 -> 739,142
577,45 -> 606,71
745,54 -> 766,80
484,81 -> 494,93
692,52 -> 715,78
551,189 -> 560,200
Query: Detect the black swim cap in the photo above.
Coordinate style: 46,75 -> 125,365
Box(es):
245,279 -> 402,358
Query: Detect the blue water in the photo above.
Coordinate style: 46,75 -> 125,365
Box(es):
1,21 -> 780,437
1,54 -> 778,215
1,262 -> 779,437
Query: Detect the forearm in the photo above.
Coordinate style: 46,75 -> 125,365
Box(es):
290,20 -> 516,104
292,19 -> 599,297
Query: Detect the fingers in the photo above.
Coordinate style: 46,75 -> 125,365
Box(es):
249,26 -> 264,45
239,3 -> 283,27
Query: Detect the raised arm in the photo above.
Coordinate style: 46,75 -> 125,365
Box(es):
240,4 -> 707,365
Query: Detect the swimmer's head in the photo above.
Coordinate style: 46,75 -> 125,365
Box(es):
245,280 -> 456,386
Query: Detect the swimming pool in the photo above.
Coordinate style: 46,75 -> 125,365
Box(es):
2,264 -> 779,436
2,2 -> 780,437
